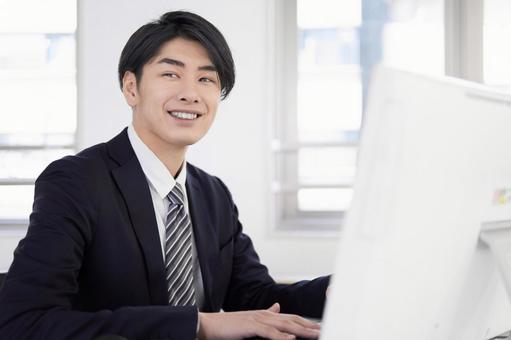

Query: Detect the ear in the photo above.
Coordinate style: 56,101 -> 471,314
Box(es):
122,71 -> 139,107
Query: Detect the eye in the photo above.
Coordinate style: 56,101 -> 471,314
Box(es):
162,72 -> 178,78
199,77 -> 216,84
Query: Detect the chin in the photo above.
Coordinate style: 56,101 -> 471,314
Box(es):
166,137 -> 201,148
161,127 -> 209,147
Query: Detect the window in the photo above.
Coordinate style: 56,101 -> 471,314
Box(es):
0,0 -> 77,224
271,0 -> 445,231
483,0 -> 511,89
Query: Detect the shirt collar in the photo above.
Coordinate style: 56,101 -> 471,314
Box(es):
127,124 -> 187,199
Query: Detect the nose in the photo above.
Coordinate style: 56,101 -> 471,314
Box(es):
179,93 -> 199,103
178,80 -> 200,103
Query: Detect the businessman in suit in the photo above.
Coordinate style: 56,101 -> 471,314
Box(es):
0,11 -> 329,339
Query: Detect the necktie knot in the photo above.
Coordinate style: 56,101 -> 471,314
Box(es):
168,183 -> 185,206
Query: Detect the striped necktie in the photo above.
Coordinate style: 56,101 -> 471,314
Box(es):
164,182 -> 196,306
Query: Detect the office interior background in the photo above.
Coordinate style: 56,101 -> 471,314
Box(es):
0,0 -> 510,282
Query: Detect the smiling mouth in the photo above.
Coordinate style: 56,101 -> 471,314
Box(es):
168,111 -> 202,120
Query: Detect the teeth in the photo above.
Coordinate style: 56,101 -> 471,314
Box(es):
170,111 -> 198,120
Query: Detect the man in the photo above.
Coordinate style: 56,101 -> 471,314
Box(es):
0,11 -> 329,339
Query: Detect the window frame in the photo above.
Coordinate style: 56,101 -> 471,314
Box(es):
269,0 -> 349,232
269,0 -> 486,233
0,4 -> 77,227
444,0 -> 483,81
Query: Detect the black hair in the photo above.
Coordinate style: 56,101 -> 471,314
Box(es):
118,11 -> 235,99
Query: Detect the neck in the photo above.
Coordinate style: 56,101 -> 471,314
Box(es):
159,147 -> 186,178
132,125 -> 187,178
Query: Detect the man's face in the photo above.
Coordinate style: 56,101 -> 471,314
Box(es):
123,37 -> 221,153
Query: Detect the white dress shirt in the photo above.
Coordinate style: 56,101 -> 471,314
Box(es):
127,125 -> 204,309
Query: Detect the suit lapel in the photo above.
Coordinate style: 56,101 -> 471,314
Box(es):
186,169 -> 219,312
107,129 -> 168,305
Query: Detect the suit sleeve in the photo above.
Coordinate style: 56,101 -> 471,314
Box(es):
0,158 -> 198,340
216,179 -> 330,318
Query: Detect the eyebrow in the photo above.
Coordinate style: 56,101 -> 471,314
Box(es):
157,57 -> 217,72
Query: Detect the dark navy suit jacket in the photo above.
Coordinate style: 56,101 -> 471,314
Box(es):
0,129 -> 329,340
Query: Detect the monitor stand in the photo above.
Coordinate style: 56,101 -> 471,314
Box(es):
480,220 -> 511,301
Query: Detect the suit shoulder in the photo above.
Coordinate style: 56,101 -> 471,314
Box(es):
39,142 -> 109,181
186,163 -> 232,198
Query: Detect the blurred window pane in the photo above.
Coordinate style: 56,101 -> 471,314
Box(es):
298,147 -> 357,185
0,133 -> 74,147
297,2 -> 362,144
483,0 -> 511,89
0,149 -> 72,179
383,0 -> 444,75
0,34 -> 76,134
0,0 -> 76,33
279,0 -> 445,222
0,0 -> 76,222
0,185 -> 34,220
297,64 -> 362,142
275,0 -> 444,230
298,188 -> 354,211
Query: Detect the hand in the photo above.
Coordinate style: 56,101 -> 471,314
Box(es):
197,302 -> 320,340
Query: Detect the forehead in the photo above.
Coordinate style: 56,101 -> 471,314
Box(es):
150,37 -> 213,66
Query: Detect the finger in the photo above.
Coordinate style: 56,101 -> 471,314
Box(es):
256,310 -> 320,330
264,312 -> 320,330
256,323 -> 296,340
267,302 -> 281,313
286,314 -> 321,330
261,316 -> 320,339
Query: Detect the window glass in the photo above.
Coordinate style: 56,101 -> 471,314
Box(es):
297,0 -> 362,143
298,188 -> 354,212
383,0 -> 444,75
0,149 -> 72,179
298,147 -> 357,185
0,185 -> 34,221
292,0 -> 444,215
0,0 -> 76,221
483,0 -> 511,89
0,33 -> 76,135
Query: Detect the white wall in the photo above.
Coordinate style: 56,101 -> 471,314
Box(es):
0,0 -> 339,279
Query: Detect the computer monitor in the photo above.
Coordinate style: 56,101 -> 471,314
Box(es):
321,66 -> 511,340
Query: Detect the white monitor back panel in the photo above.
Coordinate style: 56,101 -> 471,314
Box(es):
321,66 -> 511,340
